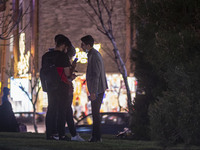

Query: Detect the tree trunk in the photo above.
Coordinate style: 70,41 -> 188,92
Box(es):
33,106 -> 38,133
110,38 -> 133,113
84,0 -> 133,113
122,74 -> 133,113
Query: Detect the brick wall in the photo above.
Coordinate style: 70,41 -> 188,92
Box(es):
38,0 -> 127,73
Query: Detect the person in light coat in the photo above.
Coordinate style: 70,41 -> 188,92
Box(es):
81,35 -> 108,142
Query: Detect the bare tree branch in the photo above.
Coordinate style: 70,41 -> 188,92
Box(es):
19,83 -> 31,102
83,0 -> 133,112
101,45 -> 115,61
101,0 -> 113,33
79,3 -> 106,35
0,0 -> 32,40
34,82 -> 41,106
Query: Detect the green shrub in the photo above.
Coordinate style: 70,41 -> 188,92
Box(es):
131,0 -> 200,145
149,60 -> 200,145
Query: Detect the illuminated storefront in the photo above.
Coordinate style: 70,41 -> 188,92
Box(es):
10,77 -> 32,112
40,73 -> 136,119
38,44 -> 137,119
10,33 -> 33,112
71,73 -> 136,118
72,44 -> 136,116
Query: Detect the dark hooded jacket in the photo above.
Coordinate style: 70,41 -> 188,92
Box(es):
0,87 -> 19,132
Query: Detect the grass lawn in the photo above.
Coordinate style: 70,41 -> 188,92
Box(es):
0,132 -> 200,150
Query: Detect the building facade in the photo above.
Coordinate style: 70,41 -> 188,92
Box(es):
0,0 -> 136,116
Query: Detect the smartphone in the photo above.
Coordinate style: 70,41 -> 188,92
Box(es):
73,58 -> 78,63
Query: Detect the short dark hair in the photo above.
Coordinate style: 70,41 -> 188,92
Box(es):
81,35 -> 94,47
54,34 -> 72,47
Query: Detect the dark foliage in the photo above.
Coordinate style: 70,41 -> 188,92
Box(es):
130,0 -> 200,145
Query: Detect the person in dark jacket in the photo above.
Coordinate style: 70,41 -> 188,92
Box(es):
0,87 -> 19,132
43,34 -> 84,141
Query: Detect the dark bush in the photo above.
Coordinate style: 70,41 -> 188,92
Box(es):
131,0 -> 200,145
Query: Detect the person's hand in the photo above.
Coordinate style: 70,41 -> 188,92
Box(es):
90,93 -> 96,101
72,61 -> 76,68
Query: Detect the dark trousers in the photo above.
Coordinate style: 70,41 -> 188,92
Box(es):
66,94 -> 76,137
57,83 -> 68,137
45,82 -> 68,138
45,90 -> 58,138
91,92 -> 104,140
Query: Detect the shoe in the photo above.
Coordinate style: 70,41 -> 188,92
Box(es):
46,135 -> 59,140
71,134 -> 85,141
59,135 -> 71,141
88,137 -> 102,142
